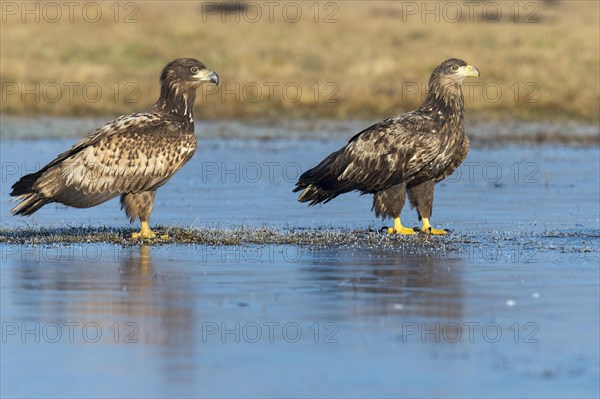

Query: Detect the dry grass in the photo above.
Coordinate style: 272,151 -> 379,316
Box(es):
1,1 -> 598,123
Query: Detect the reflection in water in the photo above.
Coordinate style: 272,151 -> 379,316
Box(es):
300,247 -> 466,341
14,244 -> 197,384
8,241 -> 467,390
120,245 -> 197,383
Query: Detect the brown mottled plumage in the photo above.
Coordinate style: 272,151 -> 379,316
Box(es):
294,58 -> 479,234
10,58 -> 219,238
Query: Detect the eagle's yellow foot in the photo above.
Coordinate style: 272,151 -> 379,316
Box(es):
387,217 -> 417,235
131,230 -> 156,239
131,221 -> 157,240
387,226 -> 417,235
420,218 -> 447,235
421,227 -> 447,235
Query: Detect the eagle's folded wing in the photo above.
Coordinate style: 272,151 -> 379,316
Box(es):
11,112 -> 196,211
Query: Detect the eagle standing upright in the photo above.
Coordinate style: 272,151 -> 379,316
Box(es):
10,58 -> 219,239
294,58 -> 479,235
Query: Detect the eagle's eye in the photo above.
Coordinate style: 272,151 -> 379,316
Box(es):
190,66 -> 199,74
451,65 -> 459,71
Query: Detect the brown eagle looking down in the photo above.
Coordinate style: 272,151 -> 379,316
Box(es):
294,58 -> 479,235
10,58 -> 219,239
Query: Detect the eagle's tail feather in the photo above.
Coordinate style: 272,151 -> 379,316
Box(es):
10,193 -> 50,216
10,171 -> 43,197
9,171 -> 51,216
296,184 -> 338,205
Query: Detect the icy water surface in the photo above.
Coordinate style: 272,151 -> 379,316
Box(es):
1,138 -> 599,398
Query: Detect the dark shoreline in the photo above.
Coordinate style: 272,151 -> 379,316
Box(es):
1,115 -> 598,147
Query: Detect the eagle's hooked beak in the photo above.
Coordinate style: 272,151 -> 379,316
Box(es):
195,68 -> 220,85
458,64 -> 480,79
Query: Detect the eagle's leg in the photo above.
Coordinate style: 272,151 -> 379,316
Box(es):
407,181 -> 447,235
121,191 -> 167,239
373,184 -> 416,235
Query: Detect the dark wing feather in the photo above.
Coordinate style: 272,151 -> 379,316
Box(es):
295,114 -> 442,203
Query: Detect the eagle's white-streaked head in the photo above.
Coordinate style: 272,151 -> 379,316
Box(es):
155,58 -> 219,126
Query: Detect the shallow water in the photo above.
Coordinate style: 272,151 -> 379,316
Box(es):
2,139 -> 599,231
1,138 -> 599,398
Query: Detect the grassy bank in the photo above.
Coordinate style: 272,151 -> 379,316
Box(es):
1,1 -> 598,123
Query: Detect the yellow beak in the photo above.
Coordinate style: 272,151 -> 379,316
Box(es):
459,64 -> 480,78
194,68 -> 219,85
